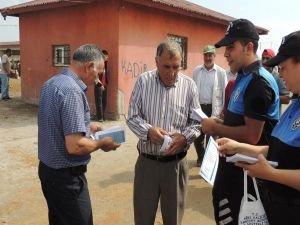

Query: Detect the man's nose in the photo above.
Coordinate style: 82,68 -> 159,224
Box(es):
224,50 -> 229,57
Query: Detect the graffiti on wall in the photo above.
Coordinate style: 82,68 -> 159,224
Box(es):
121,59 -> 148,78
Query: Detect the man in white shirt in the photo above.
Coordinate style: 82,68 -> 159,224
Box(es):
192,45 -> 227,166
0,49 -> 12,100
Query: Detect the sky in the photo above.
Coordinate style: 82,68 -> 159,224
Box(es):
188,0 -> 300,53
0,0 -> 299,53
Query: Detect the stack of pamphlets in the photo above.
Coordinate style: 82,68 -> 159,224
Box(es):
91,126 -> 126,144
226,153 -> 278,167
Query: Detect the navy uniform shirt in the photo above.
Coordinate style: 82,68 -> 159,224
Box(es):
266,97 -> 300,198
38,68 -> 91,169
218,60 -> 280,184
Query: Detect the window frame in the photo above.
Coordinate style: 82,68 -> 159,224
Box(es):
167,34 -> 188,70
53,44 -> 71,67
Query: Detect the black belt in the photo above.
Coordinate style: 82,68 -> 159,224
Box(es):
140,151 -> 187,162
40,162 -> 87,176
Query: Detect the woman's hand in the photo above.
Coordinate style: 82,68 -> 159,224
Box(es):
216,137 -> 240,157
235,154 -> 274,180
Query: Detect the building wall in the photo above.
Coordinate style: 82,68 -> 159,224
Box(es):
19,1 -> 120,118
118,2 -> 228,115
18,1 -> 229,119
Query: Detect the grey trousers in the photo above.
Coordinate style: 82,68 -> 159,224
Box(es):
134,155 -> 189,225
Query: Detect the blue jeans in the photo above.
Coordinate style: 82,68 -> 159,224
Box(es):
0,73 -> 9,99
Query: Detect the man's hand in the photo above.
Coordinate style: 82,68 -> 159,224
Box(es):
90,122 -> 103,134
211,116 -> 223,124
164,133 -> 187,156
148,127 -> 168,145
201,118 -> 217,135
99,137 -> 121,152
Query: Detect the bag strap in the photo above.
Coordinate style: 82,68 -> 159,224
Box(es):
252,176 -> 261,201
243,170 -> 261,202
243,170 -> 248,202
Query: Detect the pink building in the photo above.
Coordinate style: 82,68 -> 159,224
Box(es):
1,0 -> 267,119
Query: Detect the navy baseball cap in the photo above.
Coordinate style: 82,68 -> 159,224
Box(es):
264,30 -> 300,67
215,19 -> 259,48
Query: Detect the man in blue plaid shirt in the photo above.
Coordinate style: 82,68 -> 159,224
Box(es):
38,44 -> 120,225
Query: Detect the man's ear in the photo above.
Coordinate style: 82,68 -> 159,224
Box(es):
85,62 -> 95,73
246,42 -> 254,54
155,56 -> 159,67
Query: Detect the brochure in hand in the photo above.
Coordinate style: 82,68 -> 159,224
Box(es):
91,126 -> 126,144
226,153 -> 278,167
199,137 -> 219,186
191,108 -> 208,122
159,135 -> 172,153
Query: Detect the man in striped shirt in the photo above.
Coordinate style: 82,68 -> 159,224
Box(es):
127,40 -> 201,225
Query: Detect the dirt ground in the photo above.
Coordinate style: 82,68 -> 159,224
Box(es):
0,79 -> 215,225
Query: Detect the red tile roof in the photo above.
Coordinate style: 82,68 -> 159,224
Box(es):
0,0 -> 268,34
0,41 -> 20,48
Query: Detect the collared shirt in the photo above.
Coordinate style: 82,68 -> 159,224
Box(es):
193,64 -> 227,117
38,68 -> 91,169
126,70 -> 201,155
193,65 -> 216,104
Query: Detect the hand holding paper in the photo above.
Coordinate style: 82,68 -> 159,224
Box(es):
191,108 -> 208,122
226,153 -> 278,167
99,137 -> 121,152
148,127 -> 169,145
199,137 -> 219,185
164,133 -> 187,156
160,135 -> 172,153
235,154 -> 278,181
92,126 -> 126,144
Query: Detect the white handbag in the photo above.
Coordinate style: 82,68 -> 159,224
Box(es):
238,170 -> 269,225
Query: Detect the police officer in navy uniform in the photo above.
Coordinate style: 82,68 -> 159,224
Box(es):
217,30 -> 300,225
201,19 -> 280,224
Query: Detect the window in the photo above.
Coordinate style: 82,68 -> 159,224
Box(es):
53,45 -> 70,66
167,34 -> 188,70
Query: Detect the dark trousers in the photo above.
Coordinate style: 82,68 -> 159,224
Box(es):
194,104 -> 212,161
94,84 -> 104,120
102,89 -> 107,118
212,160 -> 258,225
261,189 -> 300,225
38,162 -> 93,225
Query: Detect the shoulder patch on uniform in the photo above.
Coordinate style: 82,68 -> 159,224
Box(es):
291,116 -> 300,130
